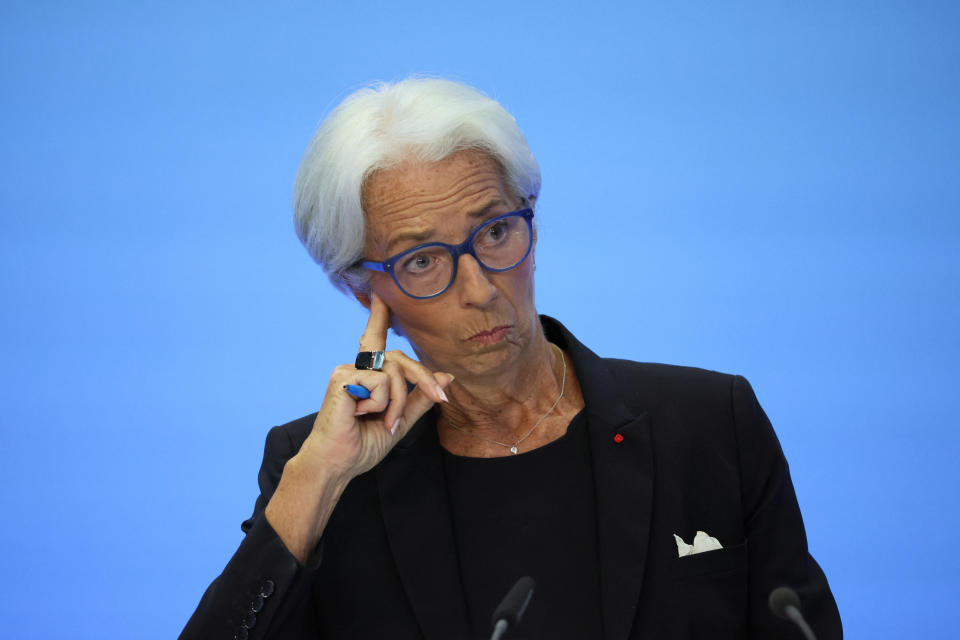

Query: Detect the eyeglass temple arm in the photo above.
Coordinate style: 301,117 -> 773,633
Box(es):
358,260 -> 387,272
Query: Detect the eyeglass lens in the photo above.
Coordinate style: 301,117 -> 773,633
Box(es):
394,214 -> 531,297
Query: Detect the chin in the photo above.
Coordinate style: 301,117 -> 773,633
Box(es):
455,347 -> 522,379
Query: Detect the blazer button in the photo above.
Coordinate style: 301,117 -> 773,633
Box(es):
251,594 -> 264,613
234,629 -> 248,640
259,579 -> 275,598
241,611 -> 257,630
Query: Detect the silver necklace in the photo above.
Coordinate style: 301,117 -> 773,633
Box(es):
445,344 -> 567,455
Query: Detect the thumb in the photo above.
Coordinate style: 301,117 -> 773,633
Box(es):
396,373 -> 455,437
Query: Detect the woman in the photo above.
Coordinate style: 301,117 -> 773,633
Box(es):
181,78 -> 841,639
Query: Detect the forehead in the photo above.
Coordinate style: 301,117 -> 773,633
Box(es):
361,150 -> 514,252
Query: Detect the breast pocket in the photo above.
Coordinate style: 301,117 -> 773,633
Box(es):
669,541 -> 750,637
673,540 -> 748,580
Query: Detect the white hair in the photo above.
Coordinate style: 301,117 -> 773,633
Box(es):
292,77 -> 541,294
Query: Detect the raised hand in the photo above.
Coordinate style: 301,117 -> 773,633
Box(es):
264,293 -> 453,562
309,293 -> 452,476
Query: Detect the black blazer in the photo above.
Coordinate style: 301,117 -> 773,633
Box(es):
181,316 -> 841,640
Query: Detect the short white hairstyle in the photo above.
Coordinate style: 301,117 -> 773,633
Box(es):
292,77 -> 541,294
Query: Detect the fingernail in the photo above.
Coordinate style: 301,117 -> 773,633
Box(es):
354,411 -> 368,417
436,386 -> 449,403
390,418 -> 401,434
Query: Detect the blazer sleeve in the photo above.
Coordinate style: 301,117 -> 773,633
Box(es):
179,425 -> 323,640
732,375 -> 843,639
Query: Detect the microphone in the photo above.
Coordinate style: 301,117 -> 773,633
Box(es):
489,576 -> 535,640
768,586 -> 817,640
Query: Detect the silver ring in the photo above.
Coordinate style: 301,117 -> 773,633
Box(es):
355,350 -> 386,371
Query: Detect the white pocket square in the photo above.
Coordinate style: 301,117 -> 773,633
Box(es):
674,531 -> 723,557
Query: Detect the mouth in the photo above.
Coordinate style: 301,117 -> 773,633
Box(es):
467,325 -> 513,345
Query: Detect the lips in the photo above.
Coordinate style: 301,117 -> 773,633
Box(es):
467,325 -> 512,345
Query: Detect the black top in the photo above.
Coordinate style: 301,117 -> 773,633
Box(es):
441,410 -> 604,640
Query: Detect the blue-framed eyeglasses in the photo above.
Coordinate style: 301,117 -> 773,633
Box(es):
355,208 -> 534,299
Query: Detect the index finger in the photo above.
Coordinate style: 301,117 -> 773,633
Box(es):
358,292 -> 390,352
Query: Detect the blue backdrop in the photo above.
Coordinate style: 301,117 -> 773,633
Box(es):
1,1 -> 957,638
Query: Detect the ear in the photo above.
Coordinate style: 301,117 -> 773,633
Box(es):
520,194 -> 538,247
353,290 -> 372,310
354,289 -> 406,338
530,196 -> 538,271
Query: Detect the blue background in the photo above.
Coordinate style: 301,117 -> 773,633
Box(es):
2,1 -> 958,638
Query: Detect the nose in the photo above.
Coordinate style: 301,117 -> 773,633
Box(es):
454,254 -> 497,307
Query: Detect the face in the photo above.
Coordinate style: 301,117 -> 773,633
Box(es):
360,150 -> 539,379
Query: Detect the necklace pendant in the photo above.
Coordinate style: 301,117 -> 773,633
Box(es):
510,445 -> 519,455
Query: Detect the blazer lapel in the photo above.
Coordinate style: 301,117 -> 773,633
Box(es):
375,414 -> 472,640
589,409 -> 654,640
546,317 -> 655,640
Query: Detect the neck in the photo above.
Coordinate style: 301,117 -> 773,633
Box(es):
436,336 -> 576,452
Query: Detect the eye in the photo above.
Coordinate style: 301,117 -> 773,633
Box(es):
481,220 -> 509,244
400,251 -> 437,274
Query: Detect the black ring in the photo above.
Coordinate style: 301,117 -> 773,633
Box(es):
355,351 -> 386,371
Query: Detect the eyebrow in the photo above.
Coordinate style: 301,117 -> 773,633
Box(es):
384,200 -> 509,255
